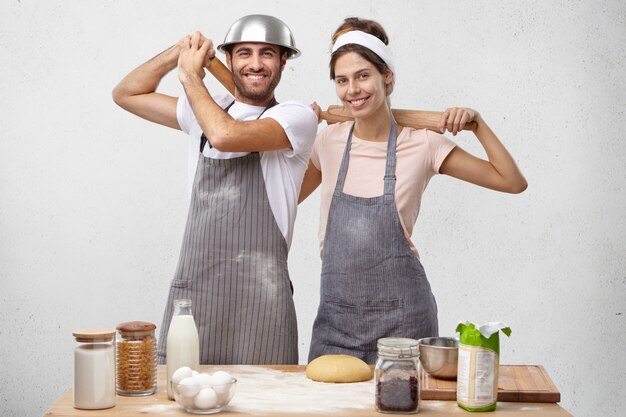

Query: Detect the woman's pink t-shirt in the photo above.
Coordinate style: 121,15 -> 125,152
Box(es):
310,122 -> 456,258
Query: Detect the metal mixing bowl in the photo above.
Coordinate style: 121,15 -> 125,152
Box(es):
417,337 -> 459,380
217,14 -> 300,58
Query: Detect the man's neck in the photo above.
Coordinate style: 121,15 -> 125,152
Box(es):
235,92 -> 276,108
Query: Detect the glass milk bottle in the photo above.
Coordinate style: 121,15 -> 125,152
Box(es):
166,298 -> 200,399
73,329 -> 116,410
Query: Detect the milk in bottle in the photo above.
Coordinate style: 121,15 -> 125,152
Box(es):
166,298 -> 200,399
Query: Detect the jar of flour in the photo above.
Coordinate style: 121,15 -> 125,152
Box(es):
73,328 -> 116,410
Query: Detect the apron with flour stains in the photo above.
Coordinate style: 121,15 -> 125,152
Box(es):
157,99 -> 298,364
308,120 -> 439,364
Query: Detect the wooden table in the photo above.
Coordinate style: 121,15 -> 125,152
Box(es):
44,365 -> 573,417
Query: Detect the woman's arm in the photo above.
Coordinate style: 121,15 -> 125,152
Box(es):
298,161 -> 322,203
438,108 -> 528,194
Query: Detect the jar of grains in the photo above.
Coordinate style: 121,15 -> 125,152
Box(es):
115,321 -> 157,396
375,337 -> 421,414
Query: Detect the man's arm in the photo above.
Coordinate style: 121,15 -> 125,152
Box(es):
177,32 -> 292,151
112,43 -> 182,130
184,80 -> 291,151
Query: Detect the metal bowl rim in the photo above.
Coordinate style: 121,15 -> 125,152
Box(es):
417,337 -> 459,349
217,14 -> 301,58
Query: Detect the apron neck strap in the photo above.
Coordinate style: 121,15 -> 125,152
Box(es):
333,116 -> 399,200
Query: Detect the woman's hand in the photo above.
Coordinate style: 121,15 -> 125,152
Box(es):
438,107 -> 479,136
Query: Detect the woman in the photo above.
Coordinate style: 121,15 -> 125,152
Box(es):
300,17 -> 527,364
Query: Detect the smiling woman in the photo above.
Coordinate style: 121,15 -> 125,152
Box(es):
299,17 -> 527,365
332,52 -> 393,135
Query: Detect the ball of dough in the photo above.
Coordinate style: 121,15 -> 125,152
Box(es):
306,354 -> 372,383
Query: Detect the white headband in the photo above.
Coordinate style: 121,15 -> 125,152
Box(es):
331,30 -> 395,74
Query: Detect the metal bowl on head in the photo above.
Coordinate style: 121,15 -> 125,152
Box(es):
417,337 -> 459,380
217,14 -> 300,58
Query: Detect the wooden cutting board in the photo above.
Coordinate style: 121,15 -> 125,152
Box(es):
421,365 -> 561,402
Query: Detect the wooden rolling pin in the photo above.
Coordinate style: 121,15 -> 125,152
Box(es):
321,106 -> 476,132
207,58 -> 476,131
207,58 -> 236,95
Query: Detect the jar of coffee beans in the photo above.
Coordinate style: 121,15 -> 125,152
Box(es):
375,337 -> 421,414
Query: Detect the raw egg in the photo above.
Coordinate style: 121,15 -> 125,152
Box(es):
194,387 -> 218,409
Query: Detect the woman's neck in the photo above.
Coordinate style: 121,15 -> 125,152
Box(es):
352,105 -> 393,142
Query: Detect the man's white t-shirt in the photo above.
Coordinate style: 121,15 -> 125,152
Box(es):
176,94 -> 318,249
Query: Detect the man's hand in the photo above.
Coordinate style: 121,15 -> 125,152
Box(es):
311,101 -> 322,124
178,31 -> 215,86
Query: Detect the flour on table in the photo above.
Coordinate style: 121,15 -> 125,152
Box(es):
227,367 -> 374,414
138,403 -> 179,414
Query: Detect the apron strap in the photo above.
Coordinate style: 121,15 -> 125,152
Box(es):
333,122 -> 355,197
333,116 -> 399,202
383,119 -> 398,202
200,97 -> 277,154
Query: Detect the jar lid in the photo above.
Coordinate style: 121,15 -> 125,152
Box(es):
116,321 -> 156,333
377,337 -> 420,358
73,328 -> 116,342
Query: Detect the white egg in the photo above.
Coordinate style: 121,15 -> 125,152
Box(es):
216,389 -> 231,405
211,370 -> 232,385
176,393 -> 196,408
194,372 -> 214,387
171,366 -> 193,385
177,376 -> 201,398
194,387 -> 218,410
211,371 -> 233,395
191,370 -> 200,377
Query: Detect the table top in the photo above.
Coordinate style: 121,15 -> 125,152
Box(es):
44,365 -> 573,417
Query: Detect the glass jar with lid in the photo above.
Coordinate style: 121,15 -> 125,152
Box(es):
115,321 -> 157,396
73,328 -> 117,410
375,337 -> 421,414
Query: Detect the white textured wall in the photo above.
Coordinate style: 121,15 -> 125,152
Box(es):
1,1 -> 624,416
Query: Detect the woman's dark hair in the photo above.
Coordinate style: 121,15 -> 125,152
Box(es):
330,17 -> 394,95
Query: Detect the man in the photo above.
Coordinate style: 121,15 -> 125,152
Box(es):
112,15 -> 317,364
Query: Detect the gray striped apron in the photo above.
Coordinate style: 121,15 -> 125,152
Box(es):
157,99 -> 298,365
308,120 -> 438,364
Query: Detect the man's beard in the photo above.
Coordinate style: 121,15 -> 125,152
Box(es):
232,70 -> 281,103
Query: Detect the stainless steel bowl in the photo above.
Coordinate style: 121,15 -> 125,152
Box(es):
417,337 -> 459,380
217,14 -> 300,58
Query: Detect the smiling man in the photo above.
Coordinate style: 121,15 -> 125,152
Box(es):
112,15 -> 317,365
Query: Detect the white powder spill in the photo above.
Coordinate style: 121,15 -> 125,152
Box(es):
226,367 -> 375,414
519,406 -> 547,411
235,250 -> 279,294
425,401 -> 449,410
138,403 -> 179,414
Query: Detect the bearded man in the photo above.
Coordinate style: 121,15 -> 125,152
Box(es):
113,15 -> 317,365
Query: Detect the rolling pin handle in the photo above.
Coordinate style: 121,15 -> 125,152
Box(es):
207,58 -> 236,96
